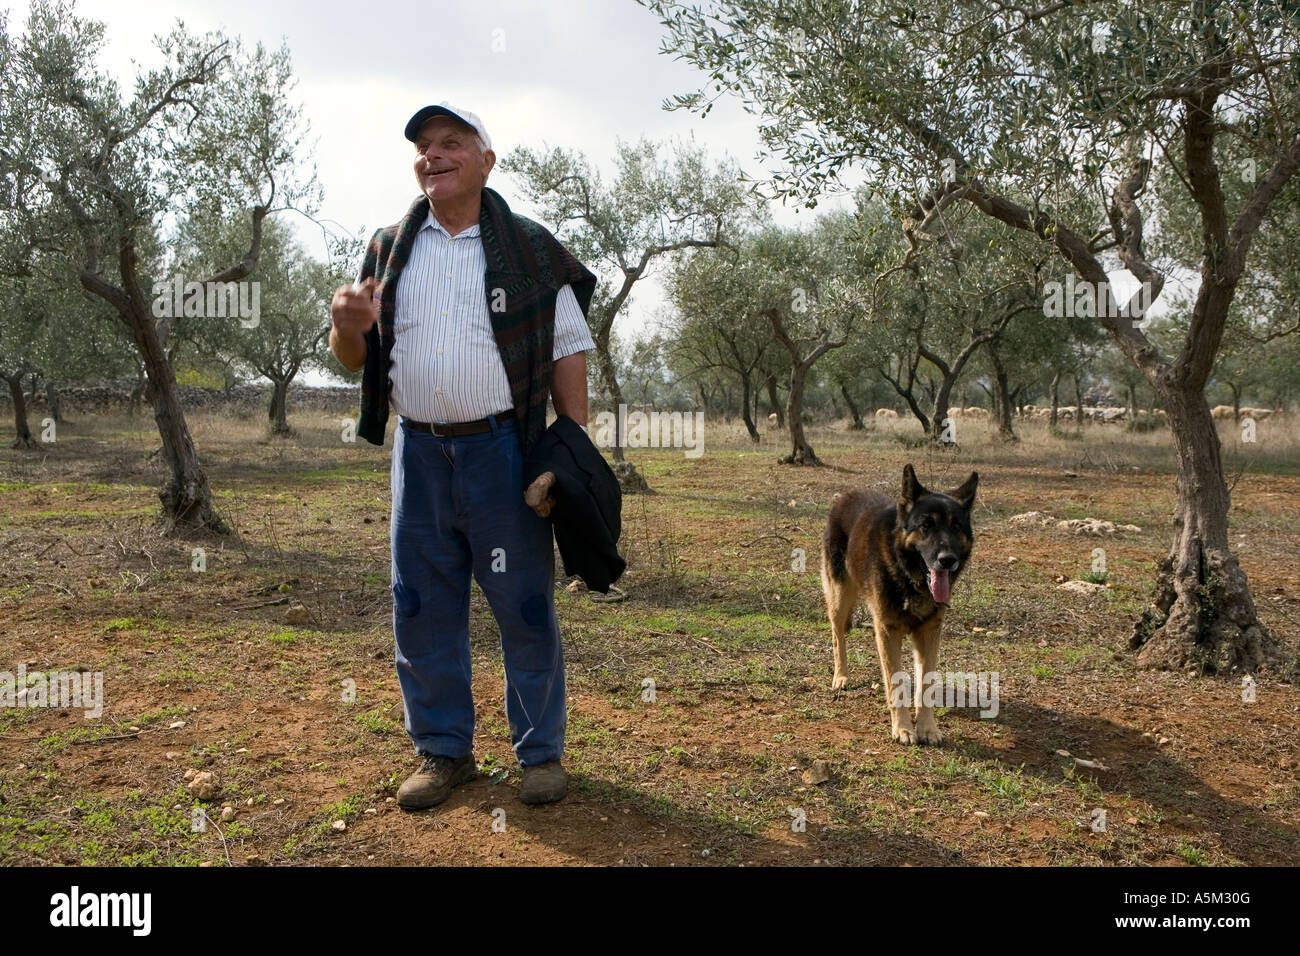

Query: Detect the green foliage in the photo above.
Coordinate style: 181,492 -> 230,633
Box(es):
175,214 -> 355,413
500,138 -> 752,404
643,0 -> 1300,405
0,0 -> 320,511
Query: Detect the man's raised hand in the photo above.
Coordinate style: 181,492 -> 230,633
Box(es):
331,277 -> 381,337
329,277 -> 379,372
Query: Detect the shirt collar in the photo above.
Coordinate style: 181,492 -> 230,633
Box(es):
422,210 -> 481,239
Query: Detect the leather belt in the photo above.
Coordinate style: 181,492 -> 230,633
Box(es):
404,410 -> 515,437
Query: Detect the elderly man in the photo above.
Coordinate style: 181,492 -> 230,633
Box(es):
330,103 -> 596,809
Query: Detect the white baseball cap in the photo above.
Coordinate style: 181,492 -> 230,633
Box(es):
404,102 -> 492,151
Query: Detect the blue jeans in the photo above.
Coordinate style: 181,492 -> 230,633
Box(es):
390,415 -> 565,766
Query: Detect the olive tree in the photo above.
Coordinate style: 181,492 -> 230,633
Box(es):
500,138 -> 748,485
665,236 -> 775,441
645,0 -> 1299,673
0,1 -> 318,531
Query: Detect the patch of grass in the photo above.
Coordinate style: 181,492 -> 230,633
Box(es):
137,704 -> 189,724
1126,416 -> 1164,433
39,704 -> 190,754
354,708 -> 401,736
1176,840 -> 1210,866
882,753 -> 911,773
985,772 -> 1026,806
153,668 -> 201,687
317,794 -> 367,831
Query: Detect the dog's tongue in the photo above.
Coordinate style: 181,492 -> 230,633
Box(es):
929,567 -> 951,604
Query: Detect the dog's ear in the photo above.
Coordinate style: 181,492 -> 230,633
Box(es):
900,464 -> 926,516
949,471 -> 978,510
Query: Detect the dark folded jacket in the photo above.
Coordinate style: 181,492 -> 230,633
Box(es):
524,415 -> 625,593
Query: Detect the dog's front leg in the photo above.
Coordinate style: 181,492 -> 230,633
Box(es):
911,615 -> 944,745
872,614 -> 914,744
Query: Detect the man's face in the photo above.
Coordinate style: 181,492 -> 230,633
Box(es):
412,116 -> 495,205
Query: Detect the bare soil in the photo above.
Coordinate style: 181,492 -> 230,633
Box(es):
0,408 -> 1296,866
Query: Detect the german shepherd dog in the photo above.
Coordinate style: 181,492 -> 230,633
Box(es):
821,465 -> 978,745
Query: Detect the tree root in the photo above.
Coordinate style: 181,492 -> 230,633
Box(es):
1130,547 -> 1288,677
612,460 -> 651,494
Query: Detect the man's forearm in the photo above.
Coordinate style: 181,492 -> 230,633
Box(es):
330,326 -> 368,373
551,351 -> 588,426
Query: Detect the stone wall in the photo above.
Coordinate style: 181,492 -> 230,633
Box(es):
0,380 -> 358,415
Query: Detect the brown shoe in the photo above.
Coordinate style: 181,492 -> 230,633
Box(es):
396,754 -> 476,811
519,761 -> 568,805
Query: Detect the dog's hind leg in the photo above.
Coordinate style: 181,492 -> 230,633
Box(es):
871,610 -> 915,744
911,614 -> 944,745
821,559 -> 855,690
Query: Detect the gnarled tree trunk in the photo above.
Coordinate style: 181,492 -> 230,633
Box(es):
5,373 -> 37,449
767,307 -> 844,466
766,374 -> 784,427
928,376 -> 956,444
739,372 -> 759,442
1225,381 -> 1241,422
268,377 -> 291,435
1130,388 -> 1278,674
784,360 -> 820,464
133,319 -> 227,532
839,381 -> 864,430
44,379 -> 62,424
989,347 -> 1017,441
591,331 -> 649,492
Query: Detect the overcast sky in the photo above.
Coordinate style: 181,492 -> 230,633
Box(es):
7,0 -> 855,370
8,0 -> 1179,386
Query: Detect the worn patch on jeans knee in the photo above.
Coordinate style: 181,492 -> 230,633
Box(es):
393,582 -> 421,617
520,593 -> 550,627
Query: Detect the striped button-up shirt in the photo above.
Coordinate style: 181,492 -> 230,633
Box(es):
388,211 -> 595,424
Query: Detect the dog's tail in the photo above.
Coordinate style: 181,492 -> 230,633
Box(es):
822,493 -> 851,585
823,523 -> 848,585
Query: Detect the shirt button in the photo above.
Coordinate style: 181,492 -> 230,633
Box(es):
435,388 -> 442,395
445,273 -> 452,279
441,309 -> 448,315
437,348 -> 443,355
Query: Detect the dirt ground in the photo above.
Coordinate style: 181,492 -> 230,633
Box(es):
1,406 -> 1297,866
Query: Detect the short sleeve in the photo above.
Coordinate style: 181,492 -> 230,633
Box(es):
552,283 -> 595,361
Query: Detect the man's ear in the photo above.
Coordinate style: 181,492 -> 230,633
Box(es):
899,463 -> 925,517
949,471 -> 979,510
